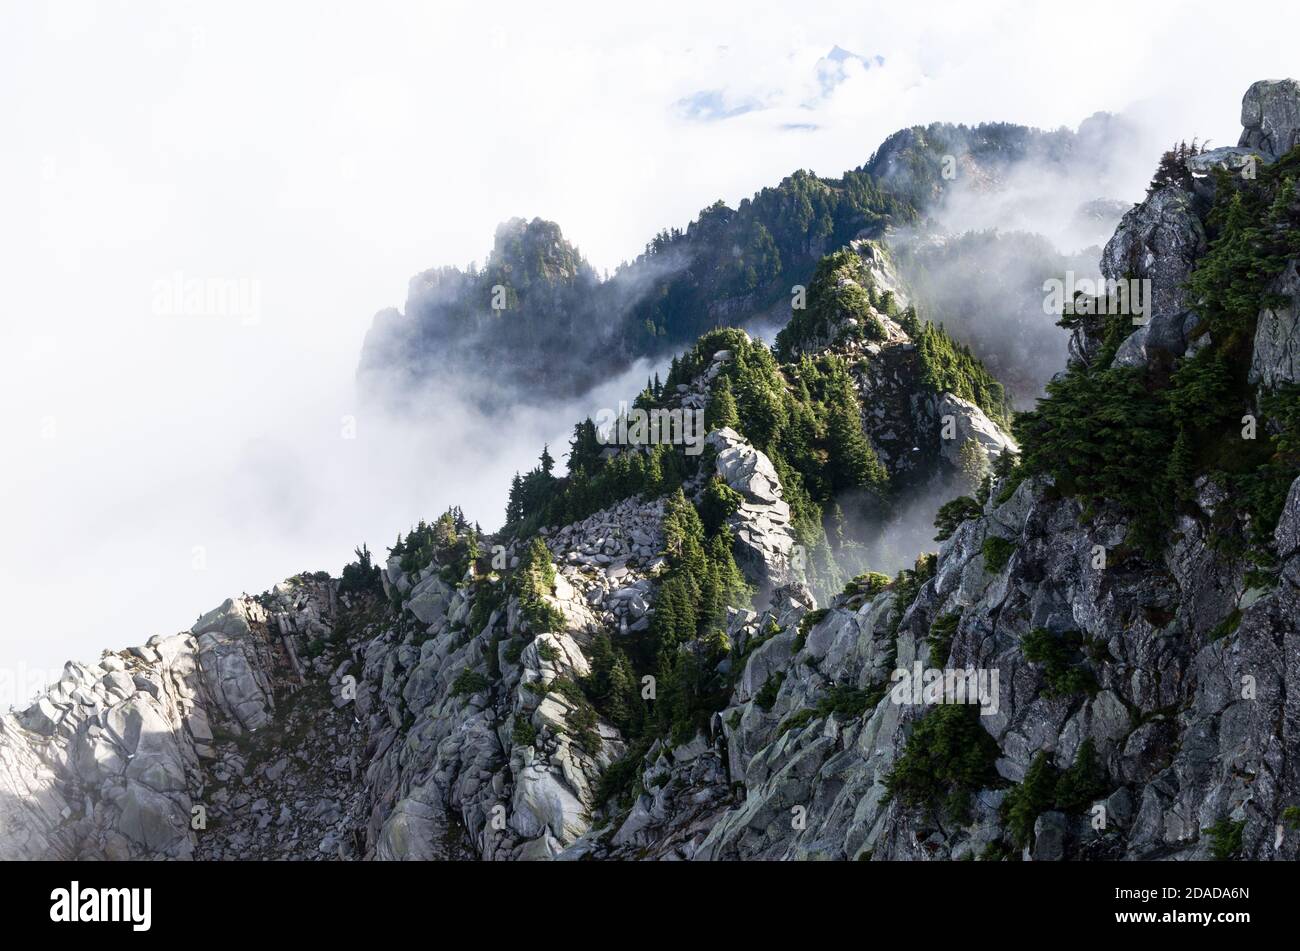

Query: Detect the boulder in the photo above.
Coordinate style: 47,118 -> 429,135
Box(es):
1030,811 -> 1068,861
706,428 -> 800,594
709,427 -> 784,504
117,780 -> 192,856
196,631 -> 274,730
511,764 -> 586,843
1185,146 -> 1272,202
406,573 -> 452,625
192,597 -> 261,639
18,697 -> 63,736
1239,79 -> 1300,156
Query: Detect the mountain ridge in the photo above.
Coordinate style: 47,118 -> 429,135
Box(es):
5,80 -> 1300,862
357,112 -> 1137,410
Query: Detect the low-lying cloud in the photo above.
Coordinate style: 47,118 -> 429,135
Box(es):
3,0 -> 1296,706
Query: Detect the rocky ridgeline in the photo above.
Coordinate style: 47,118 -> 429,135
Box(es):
5,79 -> 1299,863
0,579 -> 374,860
0,409 -> 817,860
557,81 -> 1300,860
359,497 -> 665,859
1088,79 -> 1300,382
788,238 -> 1017,483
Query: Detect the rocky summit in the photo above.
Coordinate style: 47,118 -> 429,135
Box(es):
5,79 -> 1300,864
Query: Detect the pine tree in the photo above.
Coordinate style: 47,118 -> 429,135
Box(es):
666,355 -> 681,390
825,385 -> 887,493
610,652 -> 642,736
647,577 -> 684,658
567,418 -> 602,476
506,473 -> 524,525
433,510 -> 458,547
705,375 -> 741,432
1054,738 -> 1107,813
652,651 -> 676,736
663,490 -> 707,578
708,528 -> 751,610
645,446 -> 664,495
697,560 -> 723,638
1005,751 -> 1059,847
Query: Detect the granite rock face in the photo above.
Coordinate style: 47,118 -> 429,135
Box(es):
1251,259 -> 1300,390
0,579 -> 370,860
1239,79 -> 1300,156
561,462 -> 1300,861
1100,186 -> 1205,338
706,427 -> 800,596
934,393 -> 1017,468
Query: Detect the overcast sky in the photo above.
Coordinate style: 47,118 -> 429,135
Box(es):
2,0 -> 1297,704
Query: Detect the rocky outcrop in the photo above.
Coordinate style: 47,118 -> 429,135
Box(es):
0,579 -> 369,861
934,393 -> 1017,467
706,428 -> 800,595
853,239 -> 911,312
1100,186 -> 1205,328
1239,79 -> 1300,156
360,517 -> 637,861
1250,258 -> 1300,390
1076,81 -> 1300,384
853,339 -> 1016,483
1185,147 -> 1273,202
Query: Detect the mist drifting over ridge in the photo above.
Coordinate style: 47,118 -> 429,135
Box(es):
3,0 -> 1291,709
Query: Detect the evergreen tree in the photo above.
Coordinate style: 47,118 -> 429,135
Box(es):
708,528 -> 751,611
825,383 -> 887,493
663,490 -> 707,578
506,473 -> 524,525
1004,751 -> 1059,847
705,375 -> 741,432
934,495 -> 983,541
516,536 -> 563,632
1054,738 -> 1107,813
567,418 -> 603,476
340,543 -> 382,596
697,476 -> 743,537
645,448 -> 664,496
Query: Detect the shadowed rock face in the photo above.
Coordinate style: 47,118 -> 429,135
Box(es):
1251,259 -> 1300,390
